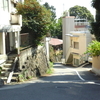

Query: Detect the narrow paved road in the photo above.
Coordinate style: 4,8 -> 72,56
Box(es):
0,63 -> 100,100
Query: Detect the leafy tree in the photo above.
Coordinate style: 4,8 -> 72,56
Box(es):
48,17 -> 62,39
43,2 -> 56,21
16,0 -> 51,46
69,5 -> 94,22
55,18 -> 62,39
43,2 -> 57,37
43,2 -> 62,39
91,0 -> 100,41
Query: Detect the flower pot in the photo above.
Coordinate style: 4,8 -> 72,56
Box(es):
92,56 -> 100,75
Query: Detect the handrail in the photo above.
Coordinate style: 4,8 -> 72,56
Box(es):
0,60 -> 6,66
7,57 -> 18,83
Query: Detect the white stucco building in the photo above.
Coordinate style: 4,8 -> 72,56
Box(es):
0,0 -> 24,65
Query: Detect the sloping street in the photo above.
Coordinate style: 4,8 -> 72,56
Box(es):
0,63 -> 100,100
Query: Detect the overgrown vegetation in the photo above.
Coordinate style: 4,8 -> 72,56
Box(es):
43,2 -> 62,39
49,45 -> 56,62
46,61 -> 53,74
16,0 -> 51,46
49,45 -> 63,62
85,40 -> 100,57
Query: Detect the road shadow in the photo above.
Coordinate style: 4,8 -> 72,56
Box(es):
1,78 -> 100,100
1,62 -> 100,100
53,63 -> 79,69
53,62 -> 99,81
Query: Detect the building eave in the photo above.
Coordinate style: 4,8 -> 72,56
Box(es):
66,34 -> 79,37
0,25 -> 21,32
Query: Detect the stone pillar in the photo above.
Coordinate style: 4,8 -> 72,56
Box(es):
15,31 -> 20,54
45,37 -> 51,61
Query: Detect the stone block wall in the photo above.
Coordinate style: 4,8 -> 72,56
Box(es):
18,46 -> 49,81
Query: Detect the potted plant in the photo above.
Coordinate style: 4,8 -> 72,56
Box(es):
85,40 -> 100,75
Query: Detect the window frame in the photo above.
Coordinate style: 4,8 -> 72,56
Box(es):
73,42 -> 79,49
0,0 -> 9,11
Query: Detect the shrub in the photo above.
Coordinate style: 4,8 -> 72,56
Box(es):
85,40 -> 100,57
46,61 -> 53,74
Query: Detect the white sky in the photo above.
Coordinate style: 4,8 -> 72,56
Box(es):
41,0 -> 96,19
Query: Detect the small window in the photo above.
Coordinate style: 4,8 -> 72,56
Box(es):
74,42 -> 79,49
4,0 -> 8,11
0,0 -> 9,11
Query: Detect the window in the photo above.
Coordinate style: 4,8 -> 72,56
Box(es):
0,0 -> 9,11
74,42 -> 79,49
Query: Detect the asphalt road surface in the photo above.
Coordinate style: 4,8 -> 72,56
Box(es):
0,63 -> 100,100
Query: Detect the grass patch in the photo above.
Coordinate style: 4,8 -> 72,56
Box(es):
46,62 -> 53,74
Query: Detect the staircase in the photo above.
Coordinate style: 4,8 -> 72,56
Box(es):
1,54 -> 20,84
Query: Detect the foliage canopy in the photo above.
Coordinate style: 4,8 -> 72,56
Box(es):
85,40 -> 100,57
91,0 -> 100,41
91,0 -> 100,10
43,2 -> 58,38
43,2 -> 56,21
69,5 -> 94,22
16,0 -> 51,46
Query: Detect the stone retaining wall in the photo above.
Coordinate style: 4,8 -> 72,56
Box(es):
18,46 -> 49,81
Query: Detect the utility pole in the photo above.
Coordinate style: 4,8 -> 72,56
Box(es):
63,3 -> 65,14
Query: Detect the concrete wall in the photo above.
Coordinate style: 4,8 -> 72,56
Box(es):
0,33 -> 2,54
62,16 -> 75,59
0,11 -> 10,25
92,56 -> 100,75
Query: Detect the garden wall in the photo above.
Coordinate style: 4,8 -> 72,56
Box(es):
18,46 -> 49,81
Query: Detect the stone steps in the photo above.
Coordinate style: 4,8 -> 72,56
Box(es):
12,74 -> 20,83
1,54 -> 19,84
3,64 -> 12,68
2,67 -> 12,71
1,77 -> 8,84
13,72 -> 19,77
6,60 -> 14,64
